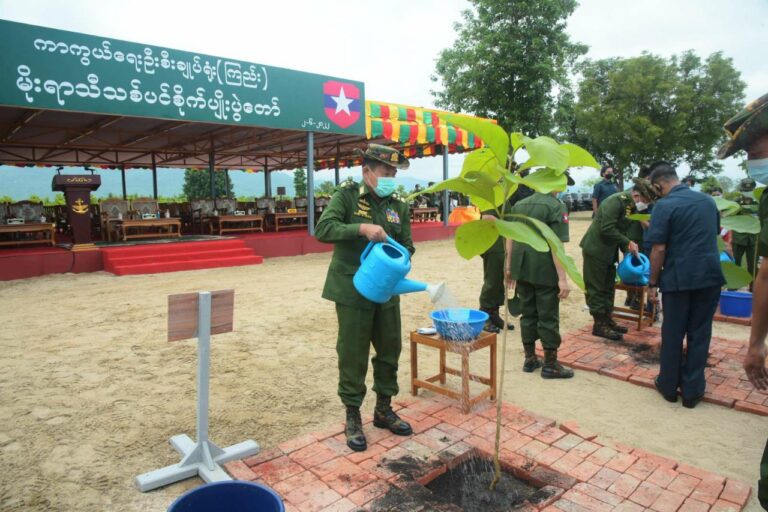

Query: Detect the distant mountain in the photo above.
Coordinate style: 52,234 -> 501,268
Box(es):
0,165 -> 430,201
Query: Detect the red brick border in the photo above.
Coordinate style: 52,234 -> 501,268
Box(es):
224,395 -> 751,511
545,323 -> 768,416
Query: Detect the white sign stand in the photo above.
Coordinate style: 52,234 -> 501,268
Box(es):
135,291 -> 260,492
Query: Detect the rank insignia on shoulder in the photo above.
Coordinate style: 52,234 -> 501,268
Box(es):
562,213 -> 569,223
341,180 -> 356,188
386,208 -> 401,224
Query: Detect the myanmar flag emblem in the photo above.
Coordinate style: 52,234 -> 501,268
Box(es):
323,81 -> 360,129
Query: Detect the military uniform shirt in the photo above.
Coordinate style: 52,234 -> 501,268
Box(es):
315,181 -> 414,309
644,184 -> 725,292
580,191 -> 634,262
508,193 -> 569,287
759,191 -> 768,257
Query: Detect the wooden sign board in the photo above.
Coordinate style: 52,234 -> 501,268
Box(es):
168,290 -> 234,342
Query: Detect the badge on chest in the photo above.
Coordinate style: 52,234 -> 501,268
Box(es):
386,208 -> 401,224
355,198 -> 372,219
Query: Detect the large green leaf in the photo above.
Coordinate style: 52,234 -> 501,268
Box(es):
508,213 -> 585,290
516,168 -> 568,194
461,148 -> 505,180
713,196 -> 741,216
494,219 -> 548,252
721,215 -> 761,234
561,143 -> 600,169
519,136 -> 570,174
454,219 -> 499,259
510,132 -> 525,153
721,261 -> 754,289
446,115 -> 509,167
407,176 -> 501,210
756,186 -> 765,201
628,213 -> 651,221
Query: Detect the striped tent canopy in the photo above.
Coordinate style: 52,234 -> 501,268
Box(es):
315,100 -> 496,170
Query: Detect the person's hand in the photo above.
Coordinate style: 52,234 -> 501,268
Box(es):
648,286 -> 659,304
627,241 -> 639,254
744,343 -> 768,390
640,220 -> 650,229
558,279 -> 570,299
504,269 -> 516,290
358,224 -> 387,242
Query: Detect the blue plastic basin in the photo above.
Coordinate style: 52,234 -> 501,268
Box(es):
168,481 -> 284,512
430,308 -> 489,341
719,291 -> 752,318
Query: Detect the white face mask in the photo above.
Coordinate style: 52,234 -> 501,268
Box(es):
747,158 -> 768,185
635,201 -> 649,212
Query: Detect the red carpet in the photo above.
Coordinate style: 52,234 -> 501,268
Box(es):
101,239 -> 263,276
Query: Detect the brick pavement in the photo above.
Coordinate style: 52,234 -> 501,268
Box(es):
224,395 -> 751,511
545,323 -> 768,417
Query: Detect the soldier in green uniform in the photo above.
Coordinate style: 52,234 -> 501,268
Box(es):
732,178 -> 759,283
505,174 -> 575,378
478,184 -> 532,332
718,92 -> 768,509
315,144 -> 414,452
580,180 -> 656,340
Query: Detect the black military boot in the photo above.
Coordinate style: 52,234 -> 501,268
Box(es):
592,315 -> 623,341
522,344 -> 542,373
344,405 -> 367,452
373,394 -> 412,436
482,307 -> 514,332
541,350 -> 574,379
606,314 -> 629,334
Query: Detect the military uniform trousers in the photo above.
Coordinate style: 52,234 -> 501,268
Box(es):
335,302 -> 401,407
733,236 -> 757,277
480,248 -> 505,309
656,285 -> 721,401
582,255 -> 617,316
517,281 -> 561,350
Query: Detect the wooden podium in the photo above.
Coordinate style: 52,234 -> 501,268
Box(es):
52,175 -> 101,251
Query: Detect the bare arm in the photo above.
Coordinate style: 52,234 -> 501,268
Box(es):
648,243 -> 666,303
553,255 -> 569,299
592,198 -> 598,212
746,264 -> 768,390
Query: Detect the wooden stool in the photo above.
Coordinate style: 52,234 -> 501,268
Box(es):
410,330 -> 496,413
613,283 -> 656,330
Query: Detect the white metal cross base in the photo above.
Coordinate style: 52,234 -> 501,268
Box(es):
135,433 -> 260,492
135,291 -> 260,492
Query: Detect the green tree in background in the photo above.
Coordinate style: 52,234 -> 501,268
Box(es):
315,180 -> 337,196
431,0 -> 587,135
700,175 -> 736,194
558,51 -> 745,182
293,168 -> 307,197
182,169 -> 233,199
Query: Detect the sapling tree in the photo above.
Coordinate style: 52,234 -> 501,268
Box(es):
412,117 -> 597,488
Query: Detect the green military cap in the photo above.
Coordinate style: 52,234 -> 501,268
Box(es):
739,177 -> 757,192
354,144 -> 410,170
632,177 -> 658,201
717,92 -> 768,159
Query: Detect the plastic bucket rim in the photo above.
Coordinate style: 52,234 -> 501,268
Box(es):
167,480 -> 284,512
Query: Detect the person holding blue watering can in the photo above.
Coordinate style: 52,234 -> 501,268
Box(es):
717,92 -> 768,510
315,144 -> 414,452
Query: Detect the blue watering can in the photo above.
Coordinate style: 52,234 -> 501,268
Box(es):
353,236 -> 444,304
617,252 -> 650,286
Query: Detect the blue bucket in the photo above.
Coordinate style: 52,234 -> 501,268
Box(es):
168,481 -> 284,512
430,308 -> 488,341
719,291 -> 752,318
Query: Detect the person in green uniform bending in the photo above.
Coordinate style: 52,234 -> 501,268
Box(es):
315,144 -> 414,452
732,178 -> 759,286
505,174 -> 575,378
580,180 -> 656,340
717,92 -> 768,510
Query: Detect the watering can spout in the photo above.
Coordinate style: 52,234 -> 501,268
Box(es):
392,278 -> 428,297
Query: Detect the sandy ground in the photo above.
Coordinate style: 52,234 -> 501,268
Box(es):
0,211 -> 765,511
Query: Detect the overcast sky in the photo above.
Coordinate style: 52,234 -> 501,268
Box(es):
1,0 -> 766,188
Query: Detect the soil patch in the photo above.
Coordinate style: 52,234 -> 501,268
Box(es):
426,456 -> 539,511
